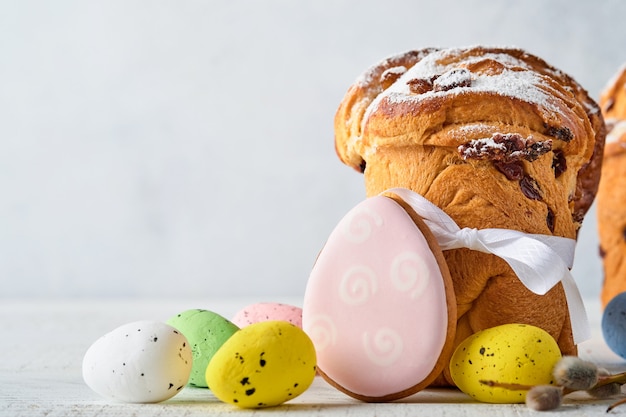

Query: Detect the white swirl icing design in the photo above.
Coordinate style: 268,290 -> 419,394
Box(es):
342,206 -> 383,243
339,265 -> 378,305
390,251 -> 430,299
362,328 -> 404,367
305,314 -> 337,352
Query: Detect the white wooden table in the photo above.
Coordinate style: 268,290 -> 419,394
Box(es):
2,296 -> 625,416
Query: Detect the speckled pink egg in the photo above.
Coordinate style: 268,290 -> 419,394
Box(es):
232,302 -> 302,328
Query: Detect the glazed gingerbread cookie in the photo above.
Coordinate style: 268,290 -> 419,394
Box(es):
303,191 -> 456,402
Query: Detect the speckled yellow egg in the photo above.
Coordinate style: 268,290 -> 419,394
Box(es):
449,324 -> 561,403
206,320 -> 316,408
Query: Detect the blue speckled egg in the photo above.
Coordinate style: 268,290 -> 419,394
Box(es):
602,292 -> 626,359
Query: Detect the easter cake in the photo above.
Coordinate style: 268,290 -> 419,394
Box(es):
330,46 -> 606,387
597,65 -> 626,307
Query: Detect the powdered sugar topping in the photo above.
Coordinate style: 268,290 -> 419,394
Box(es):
607,119 -> 626,144
433,68 -> 471,91
363,49 -> 560,124
382,66 -> 407,77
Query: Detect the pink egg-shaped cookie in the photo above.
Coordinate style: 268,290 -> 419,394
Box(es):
303,192 -> 456,402
232,302 -> 302,328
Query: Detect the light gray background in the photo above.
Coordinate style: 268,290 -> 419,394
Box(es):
2,0 -> 625,300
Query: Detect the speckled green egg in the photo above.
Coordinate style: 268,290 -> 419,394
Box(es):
449,323 -> 561,403
206,320 -> 316,408
166,309 -> 239,387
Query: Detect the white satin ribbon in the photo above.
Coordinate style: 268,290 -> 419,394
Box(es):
386,187 -> 590,344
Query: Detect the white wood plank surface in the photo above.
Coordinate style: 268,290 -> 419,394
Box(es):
2,297 -> 625,416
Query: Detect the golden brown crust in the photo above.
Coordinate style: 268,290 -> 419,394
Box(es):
334,46 -> 605,386
336,46 -> 604,225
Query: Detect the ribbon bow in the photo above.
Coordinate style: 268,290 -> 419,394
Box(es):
386,187 -> 590,344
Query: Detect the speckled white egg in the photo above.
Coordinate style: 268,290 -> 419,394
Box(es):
82,320 -> 193,403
